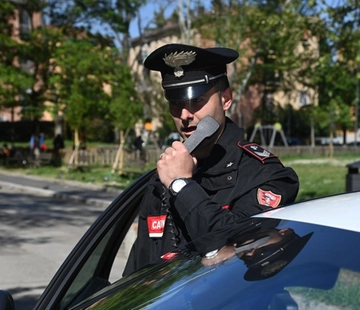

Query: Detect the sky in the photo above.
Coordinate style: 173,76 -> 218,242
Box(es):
128,1 -> 212,39
129,3 -> 161,38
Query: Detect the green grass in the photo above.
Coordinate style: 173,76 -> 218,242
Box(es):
283,157 -> 354,201
0,155 -> 359,198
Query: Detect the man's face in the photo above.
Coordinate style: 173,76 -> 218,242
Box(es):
168,85 -> 232,158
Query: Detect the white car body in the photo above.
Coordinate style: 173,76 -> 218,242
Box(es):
254,192 -> 360,233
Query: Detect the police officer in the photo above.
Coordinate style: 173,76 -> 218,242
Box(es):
123,43 -> 299,276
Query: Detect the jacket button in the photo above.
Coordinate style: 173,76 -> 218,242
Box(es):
227,176 -> 232,181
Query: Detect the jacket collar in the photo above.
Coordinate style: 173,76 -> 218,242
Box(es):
196,117 -> 245,176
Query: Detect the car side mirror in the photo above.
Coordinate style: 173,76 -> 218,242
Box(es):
0,290 -> 15,310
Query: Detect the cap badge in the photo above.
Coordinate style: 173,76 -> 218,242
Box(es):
163,51 -> 197,78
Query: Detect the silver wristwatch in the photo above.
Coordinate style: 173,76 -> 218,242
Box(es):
169,178 -> 191,196
204,249 -> 219,259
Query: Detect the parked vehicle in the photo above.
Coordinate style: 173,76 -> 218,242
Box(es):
286,137 -> 304,146
315,136 -> 343,146
1,169 -> 360,309
162,132 -> 182,149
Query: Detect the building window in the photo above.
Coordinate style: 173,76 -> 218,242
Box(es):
299,90 -> 310,107
19,58 -> 34,73
141,43 -> 149,63
19,10 -> 31,40
0,115 -> 8,122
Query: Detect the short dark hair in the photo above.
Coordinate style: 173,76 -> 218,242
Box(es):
215,76 -> 230,92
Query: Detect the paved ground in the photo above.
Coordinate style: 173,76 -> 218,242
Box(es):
0,170 -> 121,208
0,170 -> 124,309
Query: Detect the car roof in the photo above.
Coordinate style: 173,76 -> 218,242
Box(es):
253,192 -> 360,233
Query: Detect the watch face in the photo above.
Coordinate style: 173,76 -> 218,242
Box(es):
172,179 -> 187,193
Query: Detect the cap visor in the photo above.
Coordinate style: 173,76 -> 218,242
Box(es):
165,83 -> 215,102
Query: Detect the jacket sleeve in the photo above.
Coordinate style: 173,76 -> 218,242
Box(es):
230,165 -> 299,217
173,163 -> 299,242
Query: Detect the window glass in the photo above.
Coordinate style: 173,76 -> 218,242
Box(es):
19,10 -> 31,39
298,89 -> 310,107
109,216 -> 138,283
60,224 -> 116,310
59,196 -> 141,309
71,220 -> 360,310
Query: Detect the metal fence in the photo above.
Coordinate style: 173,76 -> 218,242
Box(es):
64,145 -> 359,166
3,145 -> 358,169
269,145 -> 360,157
63,146 -> 162,167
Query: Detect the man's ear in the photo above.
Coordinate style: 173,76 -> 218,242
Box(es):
222,87 -> 233,111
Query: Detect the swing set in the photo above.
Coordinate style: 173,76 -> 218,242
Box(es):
249,123 -> 288,148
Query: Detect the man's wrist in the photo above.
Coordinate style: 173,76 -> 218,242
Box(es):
204,249 -> 219,259
169,178 -> 192,196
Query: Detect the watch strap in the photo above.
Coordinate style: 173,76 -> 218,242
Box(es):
169,178 -> 192,196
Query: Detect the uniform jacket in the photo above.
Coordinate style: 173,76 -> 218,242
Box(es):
123,118 -> 299,276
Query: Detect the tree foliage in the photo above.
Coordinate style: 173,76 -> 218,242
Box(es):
190,0 -> 360,143
2,0 -> 360,146
0,0 -> 144,144
0,1 -> 32,118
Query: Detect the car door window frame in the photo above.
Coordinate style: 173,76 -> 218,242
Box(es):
34,169 -> 155,310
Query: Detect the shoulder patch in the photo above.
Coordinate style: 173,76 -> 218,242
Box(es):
257,188 -> 282,208
238,141 -> 279,164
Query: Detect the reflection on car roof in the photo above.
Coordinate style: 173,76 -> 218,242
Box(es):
76,219 -> 360,310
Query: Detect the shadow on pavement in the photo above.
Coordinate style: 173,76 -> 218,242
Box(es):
0,190 -> 109,308
0,192 -> 104,247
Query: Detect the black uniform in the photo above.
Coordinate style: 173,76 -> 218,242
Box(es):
123,118 -> 299,276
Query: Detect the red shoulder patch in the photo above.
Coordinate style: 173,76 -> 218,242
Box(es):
257,189 -> 281,208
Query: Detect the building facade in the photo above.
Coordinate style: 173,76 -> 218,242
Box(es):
0,0 -> 47,122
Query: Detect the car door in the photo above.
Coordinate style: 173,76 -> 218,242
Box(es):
33,169 -> 156,310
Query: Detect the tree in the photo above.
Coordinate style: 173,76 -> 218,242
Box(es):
303,0 -> 360,145
193,1 -> 320,130
0,1 -> 32,117
0,0 -> 57,139
45,0 -> 146,53
49,37 -> 142,165
107,58 -> 144,173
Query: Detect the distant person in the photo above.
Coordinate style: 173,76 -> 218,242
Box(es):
39,133 -> 47,151
1,143 -> 11,165
165,132 -> 181,148
53,134 -> 65,167
78,140 -> 87,164
29,134 -> 35,149
133,136 -> 146,161
53,134 -> 65,151
29,134 -> 40,160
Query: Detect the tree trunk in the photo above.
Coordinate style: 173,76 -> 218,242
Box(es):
68,128 -> 79,166
112,128 -> 130,174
